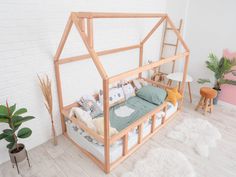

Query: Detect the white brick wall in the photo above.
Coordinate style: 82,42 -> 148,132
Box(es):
0,0 -> 167,164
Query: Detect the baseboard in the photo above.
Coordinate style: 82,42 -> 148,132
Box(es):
218,100 -> 236,108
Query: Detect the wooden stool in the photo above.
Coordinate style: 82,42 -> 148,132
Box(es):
195,87 -> 217,115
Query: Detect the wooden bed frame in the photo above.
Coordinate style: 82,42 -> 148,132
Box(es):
54,12 -> 190,173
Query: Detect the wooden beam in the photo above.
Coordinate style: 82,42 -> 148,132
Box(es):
141,77 -> 172,89
166,16 -> 189,52
138,43 -> 143,78
180,54 -> 190,94
78,18 -> 85,32
54,62 -> 66,133
151,115 -> 156,133
141,17 -> 166,44
54,16 -> 73,61
103,79 -> 110,173
58,44 -> 140,64
87,18 -> 94,48
72,14 -> 108,79
75,12 -> 167,18
123,134 -> 128,156
109,52 -> 189,83
138,123 -> 143,144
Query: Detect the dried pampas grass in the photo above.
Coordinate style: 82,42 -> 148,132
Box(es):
38,74 -> 57,145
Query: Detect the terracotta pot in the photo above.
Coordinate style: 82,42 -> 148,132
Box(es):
9,144 -> 27,163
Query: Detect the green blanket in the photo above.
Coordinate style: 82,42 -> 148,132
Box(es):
109,96 -> 156,131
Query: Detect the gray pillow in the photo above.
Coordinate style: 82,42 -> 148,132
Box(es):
79,98 -> 102,118
136,85 -> 167,105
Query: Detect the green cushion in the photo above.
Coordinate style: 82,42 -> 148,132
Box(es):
136,85 -> 167,105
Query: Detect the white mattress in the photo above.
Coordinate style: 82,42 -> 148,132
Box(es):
66,102 -> 178,163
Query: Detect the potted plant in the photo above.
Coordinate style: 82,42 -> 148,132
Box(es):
0,101 -> 35,168
198,53 -> 236,104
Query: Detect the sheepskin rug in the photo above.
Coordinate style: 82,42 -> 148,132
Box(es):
121,148 -> 195,177
167,118 -> 221,157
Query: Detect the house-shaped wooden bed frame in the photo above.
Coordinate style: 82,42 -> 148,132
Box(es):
54,12 -> 190,173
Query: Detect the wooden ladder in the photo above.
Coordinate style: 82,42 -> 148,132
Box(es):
159,19 -> 183,73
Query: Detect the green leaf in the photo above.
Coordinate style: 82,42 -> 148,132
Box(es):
7,142 -> 15,150
13,116 -> 35,126
4,135 -> 15,143
0,133 -> 8,140
0,105 -> 9,117
13,108 -> 27,116
3,129 -> 13,136
206,53 -> 219,73
0,117 -> 9,123
17,128 -> 32,138
220,79 -> 236,86
13,124 -> 22,132
9,104 -> 16,116
197,78 -> 211,84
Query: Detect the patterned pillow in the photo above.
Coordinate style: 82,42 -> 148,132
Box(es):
99,87 -> 125,107
109,87 -> 125,106
122,83 -> 135,100
79,98 -> 102,118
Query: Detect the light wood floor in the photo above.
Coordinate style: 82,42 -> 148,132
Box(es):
1,97 -> 236,177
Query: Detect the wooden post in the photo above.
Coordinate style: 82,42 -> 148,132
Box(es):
123,134 -> 128,156
138,123 -> 143,144
87,18 -> 94,48
180,54 -> 190,109
151,115 -> 156,133
54,61 -> 66,133
138,43 -> 143,78
103,79 -> 110,173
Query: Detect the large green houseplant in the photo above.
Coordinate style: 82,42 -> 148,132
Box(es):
0,101 -> 35,164
198,53 -> 236,103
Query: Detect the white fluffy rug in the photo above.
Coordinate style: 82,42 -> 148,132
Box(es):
121,148 -> 195,177
167,118 -> 221,157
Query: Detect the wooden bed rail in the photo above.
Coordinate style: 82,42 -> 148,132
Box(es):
110,102 -> 167,143
109,52 -> 189,83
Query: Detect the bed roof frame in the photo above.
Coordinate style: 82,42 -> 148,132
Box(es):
54,12 -> 189,173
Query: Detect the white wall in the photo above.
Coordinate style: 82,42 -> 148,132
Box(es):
0,0 -> 167,164
184,0 -> 236,94
166,0 -> 236,95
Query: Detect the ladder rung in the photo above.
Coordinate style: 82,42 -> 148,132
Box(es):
166,27 -> 173,30
166,27 -> 181,31
163,43 -> 177,47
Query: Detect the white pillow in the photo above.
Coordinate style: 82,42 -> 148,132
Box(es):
69,107 -> 96,131
122,83 -> 135,100
133,79 -> 142,89
133,79 -> 148,90
92,117 -> 118,137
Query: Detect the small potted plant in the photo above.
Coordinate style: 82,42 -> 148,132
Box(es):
198,53 -> 236,104
0,101 -> 35,169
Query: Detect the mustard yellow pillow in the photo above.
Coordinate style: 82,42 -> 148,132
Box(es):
166,87 -> 182,106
